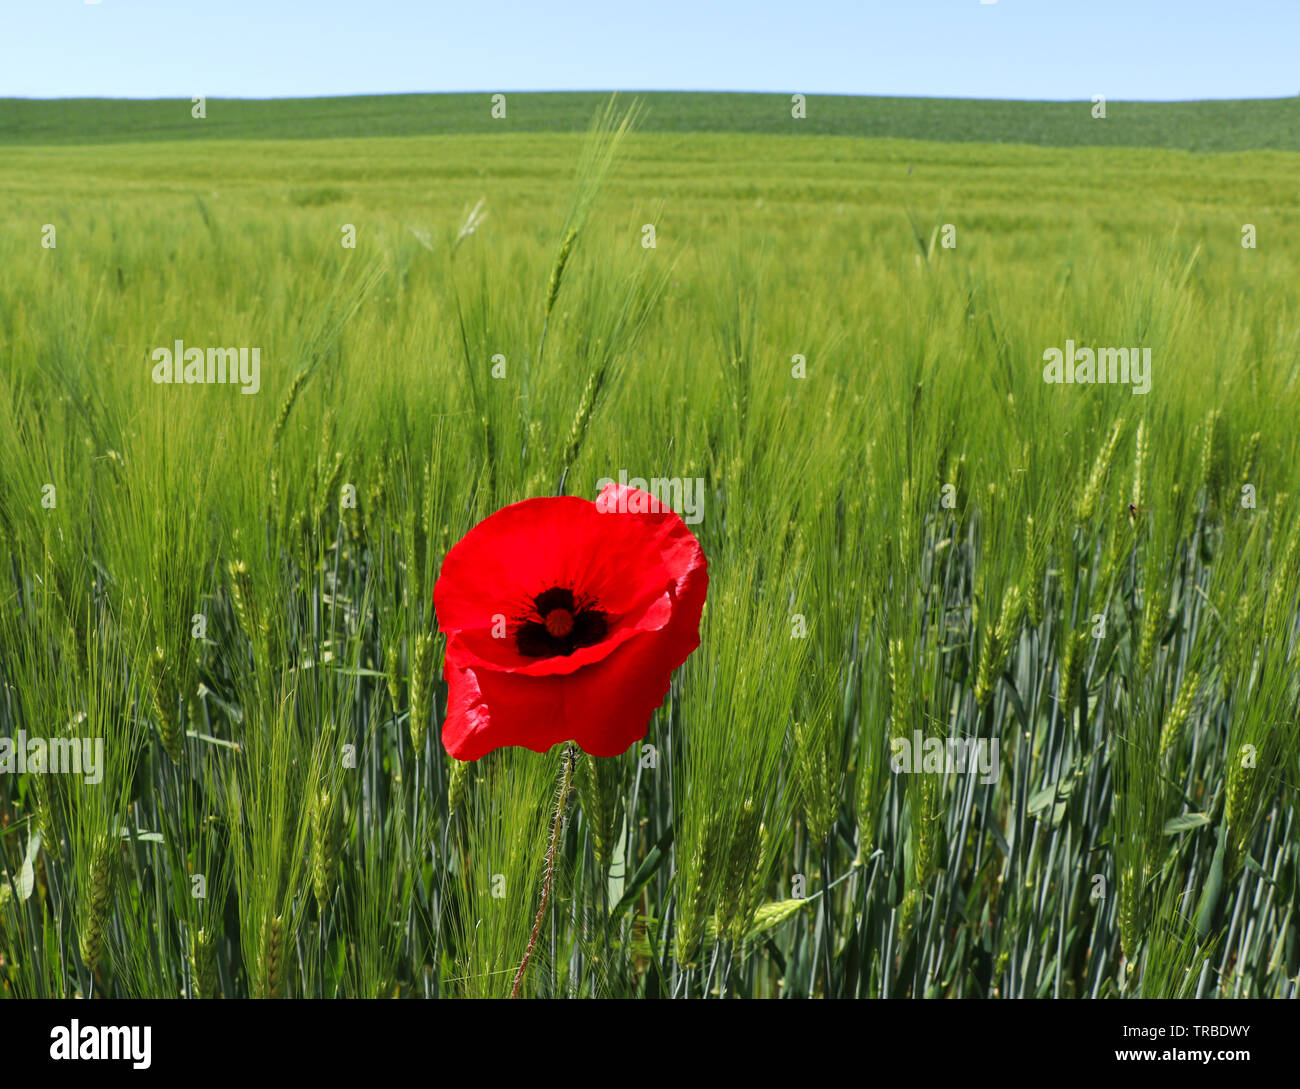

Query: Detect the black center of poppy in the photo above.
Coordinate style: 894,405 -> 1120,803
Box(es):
516,586 -> 607,658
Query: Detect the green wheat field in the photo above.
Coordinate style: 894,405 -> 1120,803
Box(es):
1,93 -> 1298,999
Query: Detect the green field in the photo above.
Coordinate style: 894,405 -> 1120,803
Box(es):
4,90 -> 1300,151
1,95 -> 1298,999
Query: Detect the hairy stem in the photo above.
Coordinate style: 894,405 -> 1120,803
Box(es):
510,744 -> 576,998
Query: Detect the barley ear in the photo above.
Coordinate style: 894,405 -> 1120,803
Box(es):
148,645 -> 184,763
1158,671 -> 1199,760
80,833 -> 116,972
33,766 -> 62,863
258,913 -> 286,999
272,366 -> 311,445
545,227 -> 578,319
446,756 -> 469,818
409,629 -> 435,752
311,790 -> 340,914
191,926 -> 219,998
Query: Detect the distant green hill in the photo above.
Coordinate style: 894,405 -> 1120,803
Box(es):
2,92 -> 1299,152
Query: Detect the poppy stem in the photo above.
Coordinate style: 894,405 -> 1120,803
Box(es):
510,743 -> 576,998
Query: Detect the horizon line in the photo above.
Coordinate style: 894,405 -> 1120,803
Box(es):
2,90 -> 1297,105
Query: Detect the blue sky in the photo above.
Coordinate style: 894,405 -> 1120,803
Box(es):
2,0 -> 1296,101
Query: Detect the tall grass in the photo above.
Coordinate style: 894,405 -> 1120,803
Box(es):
1,100 -> 1298,998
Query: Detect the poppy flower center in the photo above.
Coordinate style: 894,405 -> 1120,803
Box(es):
544,608 -> 575,638
515,587 -> 608,658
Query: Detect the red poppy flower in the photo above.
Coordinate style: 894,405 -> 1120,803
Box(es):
433,483 -> 707,761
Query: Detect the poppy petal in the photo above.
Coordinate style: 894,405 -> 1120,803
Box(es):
442,597 -> 702,760
434,484 -> 707,759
